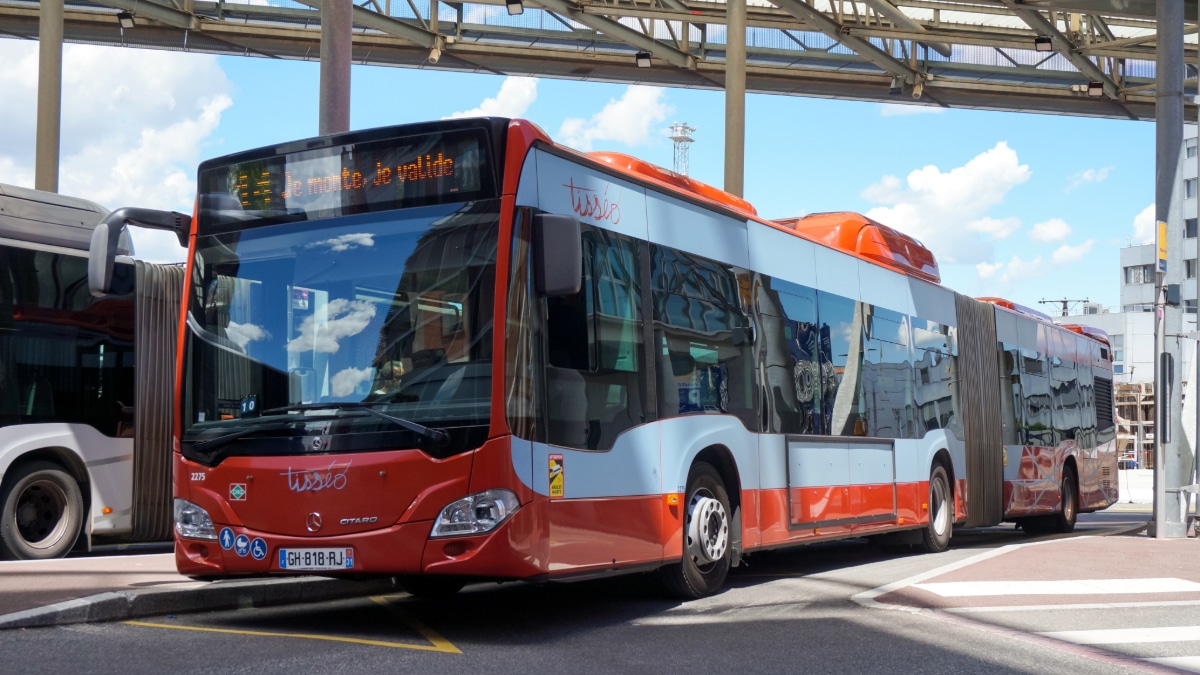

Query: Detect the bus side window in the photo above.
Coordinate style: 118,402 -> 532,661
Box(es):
651,244 -> 755,429
544,228 -> 646,451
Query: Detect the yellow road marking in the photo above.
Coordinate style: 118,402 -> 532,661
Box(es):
370,595 -> 462,653
124,600 -> 460,654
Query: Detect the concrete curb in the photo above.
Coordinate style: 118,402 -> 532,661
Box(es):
0,576 -> 398,630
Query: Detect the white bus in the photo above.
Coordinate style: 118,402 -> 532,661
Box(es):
0,183 -> 184,559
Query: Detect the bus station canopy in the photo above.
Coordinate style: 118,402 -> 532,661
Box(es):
0,0 -> 1196,120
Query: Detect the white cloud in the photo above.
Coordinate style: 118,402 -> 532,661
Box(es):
879,103 -> 946,117
1132,204 -> 1156,244
861,142 -> 1031,264
999,255 -> 1044,285
976,261 -> 1003,279
1029,218 -> 1072,243
1051,239 -> 1096,264
225,321 -> 269,351
306,233 -> 376,252
331,367 -> 374,397
0,42 -> 232,264
558,86 -> 672,152
446,77 -> 538,119
1065,166 -> 1114,192
967,217 -> 1021,240
286,299 -> 378,353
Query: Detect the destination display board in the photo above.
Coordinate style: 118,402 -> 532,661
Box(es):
198,128 -> 496,228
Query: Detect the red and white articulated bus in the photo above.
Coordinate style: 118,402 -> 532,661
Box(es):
161,118 -> 1117,598
0,184 -> 184,560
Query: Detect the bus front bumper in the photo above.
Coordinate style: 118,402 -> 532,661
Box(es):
174,499 -> 545,580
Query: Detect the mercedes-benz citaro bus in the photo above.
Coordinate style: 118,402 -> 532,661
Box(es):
172,118 -> 1117,598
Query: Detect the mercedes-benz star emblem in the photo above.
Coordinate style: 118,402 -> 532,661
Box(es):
306,512 -> 322,532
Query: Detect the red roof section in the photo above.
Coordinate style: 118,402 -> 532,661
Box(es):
588,152 -> 758,216
1061,323 -> 1112,349
976,297 -> 1055,322
773,212 -> 941,284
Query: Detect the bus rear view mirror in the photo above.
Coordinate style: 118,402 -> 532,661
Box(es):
89,208 -> 191,297
533,213 -> 582,297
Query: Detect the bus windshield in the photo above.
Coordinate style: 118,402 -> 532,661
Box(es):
181,200 -> 499,457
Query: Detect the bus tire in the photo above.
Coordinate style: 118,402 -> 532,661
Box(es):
397,575 -> 466,598
920,464 -> 952,554
1051,467 -> 1078,534
658,462 -> 732,599
0,461 -> 85,560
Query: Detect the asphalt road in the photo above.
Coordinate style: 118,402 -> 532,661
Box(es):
6,506 -> 1194,675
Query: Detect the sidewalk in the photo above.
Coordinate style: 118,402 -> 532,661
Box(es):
860,526 -> 1200,612
0,553 -> 395,629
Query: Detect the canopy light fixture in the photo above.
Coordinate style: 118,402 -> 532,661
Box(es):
506,0 -> 523,15
1034,36 -> 1053,52
635,51 -> 652,68
117,11 -> 135,28
1087,81 -> 1104,97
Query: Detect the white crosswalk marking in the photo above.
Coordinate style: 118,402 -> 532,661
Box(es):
1038,626 -> 1200,645
913,578 -> 1200,597
1147,656 -> 1200,672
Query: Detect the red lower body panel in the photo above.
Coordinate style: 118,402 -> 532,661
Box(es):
176,502 -> 546,580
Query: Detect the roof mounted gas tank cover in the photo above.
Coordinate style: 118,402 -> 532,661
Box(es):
976,297 -> 1055,323
587,152 -> 757,216
0,182 -> 131,254
774,212 -> 940,284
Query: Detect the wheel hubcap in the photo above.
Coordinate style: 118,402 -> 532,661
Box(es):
686,491 -> 728,565
15,480 -> 69,550
1063,480 -> 1075,521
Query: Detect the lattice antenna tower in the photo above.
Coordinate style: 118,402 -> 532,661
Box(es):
668,122 -> 696,176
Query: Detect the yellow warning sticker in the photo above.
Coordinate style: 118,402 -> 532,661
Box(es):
548,454 -> 564,498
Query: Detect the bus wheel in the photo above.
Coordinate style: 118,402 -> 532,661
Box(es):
0,461 -> 84,560
397,575 -> 466,598
1051,467 -> 1078,534
658,462 -> 732,599
920,464 -> 952,554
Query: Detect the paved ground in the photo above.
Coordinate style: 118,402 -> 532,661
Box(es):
1,547 -> 1143,675
5,505 -> 1197,674
0,553 -> 197,616
856,505 -> 1200,673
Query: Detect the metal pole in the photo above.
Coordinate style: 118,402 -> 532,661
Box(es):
319,0 -> 352,136
1194,0 -> 1200,528
35,0 -> 63,192
1153,0 -> 1186,539
723,0 -> 746,198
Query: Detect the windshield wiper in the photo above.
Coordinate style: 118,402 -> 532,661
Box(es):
189,421 -> 299,456
261,402 -> 450,446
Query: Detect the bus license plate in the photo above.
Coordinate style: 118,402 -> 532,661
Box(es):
278,548 -> 355,571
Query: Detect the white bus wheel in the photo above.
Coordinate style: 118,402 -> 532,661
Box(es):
0,461 -> 84,560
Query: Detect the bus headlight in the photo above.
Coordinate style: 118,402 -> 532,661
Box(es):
431,489 -> 520,538
174,498 -> 218,540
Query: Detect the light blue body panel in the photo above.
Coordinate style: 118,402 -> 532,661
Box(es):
646,191 -> 748,269
510,148 -> 964,506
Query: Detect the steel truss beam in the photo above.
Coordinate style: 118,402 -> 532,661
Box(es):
87,0 -> 197,29
0,0 -> 1194,120
293,0 -> 439,49
997,0 -> 1127,115
766,0 -> 917,83
534,0 -> 697,70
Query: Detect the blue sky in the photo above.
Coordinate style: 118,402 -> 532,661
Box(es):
0,41 -> 1161,311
